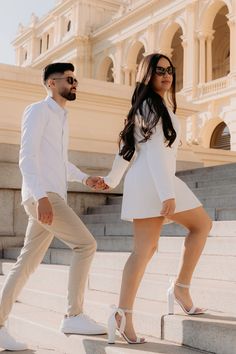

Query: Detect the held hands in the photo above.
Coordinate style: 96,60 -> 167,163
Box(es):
160,198 -> 176,217
85,176 -> 110,191
37,197 -> 53,225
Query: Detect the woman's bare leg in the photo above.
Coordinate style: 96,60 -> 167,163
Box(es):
117,216 -> 164,340
168,206 -> 212,310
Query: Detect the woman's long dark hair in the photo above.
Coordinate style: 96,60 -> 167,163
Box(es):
119,53 -> 177,161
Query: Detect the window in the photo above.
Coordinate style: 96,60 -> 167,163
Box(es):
39,38 -> 43,54
210,122 -> 231,150
46,34 -> 50,50
67,20 -> 71,32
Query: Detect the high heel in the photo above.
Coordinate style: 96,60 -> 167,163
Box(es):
107,305 -> 146,344
167,280 -> 206,315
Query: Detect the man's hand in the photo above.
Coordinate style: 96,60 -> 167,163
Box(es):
160,198 -> 176,217
85,176 -> 109,190
37,197 -> 53,225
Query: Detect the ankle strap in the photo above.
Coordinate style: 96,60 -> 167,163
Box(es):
110,305 -> 132,334
175,282 -> 190,289
110,304 -> 132,314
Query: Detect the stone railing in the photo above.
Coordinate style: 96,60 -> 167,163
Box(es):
196,76 -> 231,98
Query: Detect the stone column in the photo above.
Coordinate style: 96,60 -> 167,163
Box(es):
146,24 -> 156,54
123,67 -> 131,85
198,32 -> 206,84
181,35 -> 188,89
114,41 -> 123,84
130,69 -> 136,86
206,31 -> 214,82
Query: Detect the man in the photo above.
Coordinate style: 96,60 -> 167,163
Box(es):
0,62 -> 106,351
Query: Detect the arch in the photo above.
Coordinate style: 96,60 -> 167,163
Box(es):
200,0 -> 231,32
96,56 -> 114,82
210,121 -> 231,149
126,40 -> 146,69
212,5 -> 230,79
171,26 -> 184,92
200,117 -> 226,148
159,20 -> 186,54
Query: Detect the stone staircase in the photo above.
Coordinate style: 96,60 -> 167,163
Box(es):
1,143 -> 236,353
1,224 -> 236,353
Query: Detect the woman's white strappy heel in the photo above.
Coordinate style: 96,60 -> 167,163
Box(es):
167,280 -> 206,315
107,306 -> 146,344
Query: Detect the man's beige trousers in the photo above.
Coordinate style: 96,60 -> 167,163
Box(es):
0,193 -> 97,325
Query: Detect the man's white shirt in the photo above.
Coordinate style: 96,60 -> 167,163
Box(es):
19,96 -> 88,204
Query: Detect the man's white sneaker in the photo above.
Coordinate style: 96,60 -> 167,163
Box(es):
0,326 -> 28,351
60,314 -> 107,335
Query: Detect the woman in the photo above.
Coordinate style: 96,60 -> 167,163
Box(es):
90,53 -> 212,344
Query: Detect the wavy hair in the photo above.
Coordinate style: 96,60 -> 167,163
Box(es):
119,53 -> 177,161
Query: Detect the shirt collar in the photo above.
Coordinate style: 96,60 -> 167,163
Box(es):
45,96 -> 68,115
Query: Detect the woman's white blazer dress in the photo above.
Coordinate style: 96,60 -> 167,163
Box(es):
104,102 -> 202,222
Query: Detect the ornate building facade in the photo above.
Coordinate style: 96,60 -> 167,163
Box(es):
4,0 -> 236,166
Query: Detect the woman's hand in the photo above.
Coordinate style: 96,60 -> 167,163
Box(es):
85,176 -> 110,190
160,198 -> 176,217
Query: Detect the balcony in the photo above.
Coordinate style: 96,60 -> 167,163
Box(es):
195,75 -> 236,102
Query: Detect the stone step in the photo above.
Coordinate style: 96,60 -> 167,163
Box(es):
87,204 -> 122,214
81,207 -> 233,223
0,263 -> 234,354
50,234 -> 236,256
163,313 -> 236,354
2,260 -> 235,315
184,176 -> 236,189
177,163 -> 236,181
91,252 -> 236,282
7,302 -> 207,354
3,246 -> 236,281
190,184 -> 236,198
83,220 -> 236,238
81,213 -> 121,224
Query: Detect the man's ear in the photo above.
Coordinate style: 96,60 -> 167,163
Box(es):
47,78 -> 55,88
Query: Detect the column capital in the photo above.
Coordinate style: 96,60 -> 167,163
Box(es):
227,14 -> 236,27
180,35 -> 188,47
204,29 -> 215,41
196,31 -> 206,41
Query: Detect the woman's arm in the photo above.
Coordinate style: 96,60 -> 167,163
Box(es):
103,153 -> 130,189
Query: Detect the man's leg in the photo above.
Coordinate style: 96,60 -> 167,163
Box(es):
0,202 -> 53,350
25,193 -> 106,334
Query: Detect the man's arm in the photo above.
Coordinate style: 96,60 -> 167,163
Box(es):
19,104 -> 47,201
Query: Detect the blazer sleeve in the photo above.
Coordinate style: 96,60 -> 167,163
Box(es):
19,104 -> 48,201
103,153 -> 130,188
67,161 -> 89,184
145,123 -> 176,203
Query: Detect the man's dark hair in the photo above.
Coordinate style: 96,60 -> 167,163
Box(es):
43,62 -> 74,83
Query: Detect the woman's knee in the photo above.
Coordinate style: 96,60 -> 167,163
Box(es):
189,215 -> 212,235
134,243 -> 157,261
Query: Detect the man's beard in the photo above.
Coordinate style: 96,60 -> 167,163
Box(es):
60,89 -> 76,101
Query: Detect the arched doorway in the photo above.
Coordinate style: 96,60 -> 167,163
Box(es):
136,46 -> 145,66
171,27 -> 183,92
96,56 -> 114,82
125,41 -> 145,85
212,5 -> 230,80
210,121 -> 231,150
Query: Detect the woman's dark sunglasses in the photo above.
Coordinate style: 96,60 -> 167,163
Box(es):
52,76 -> 78,85
155,66 -> 175,76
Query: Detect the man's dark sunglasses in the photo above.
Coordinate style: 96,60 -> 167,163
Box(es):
52,76 -> 78,85
155,66 -> 175,76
